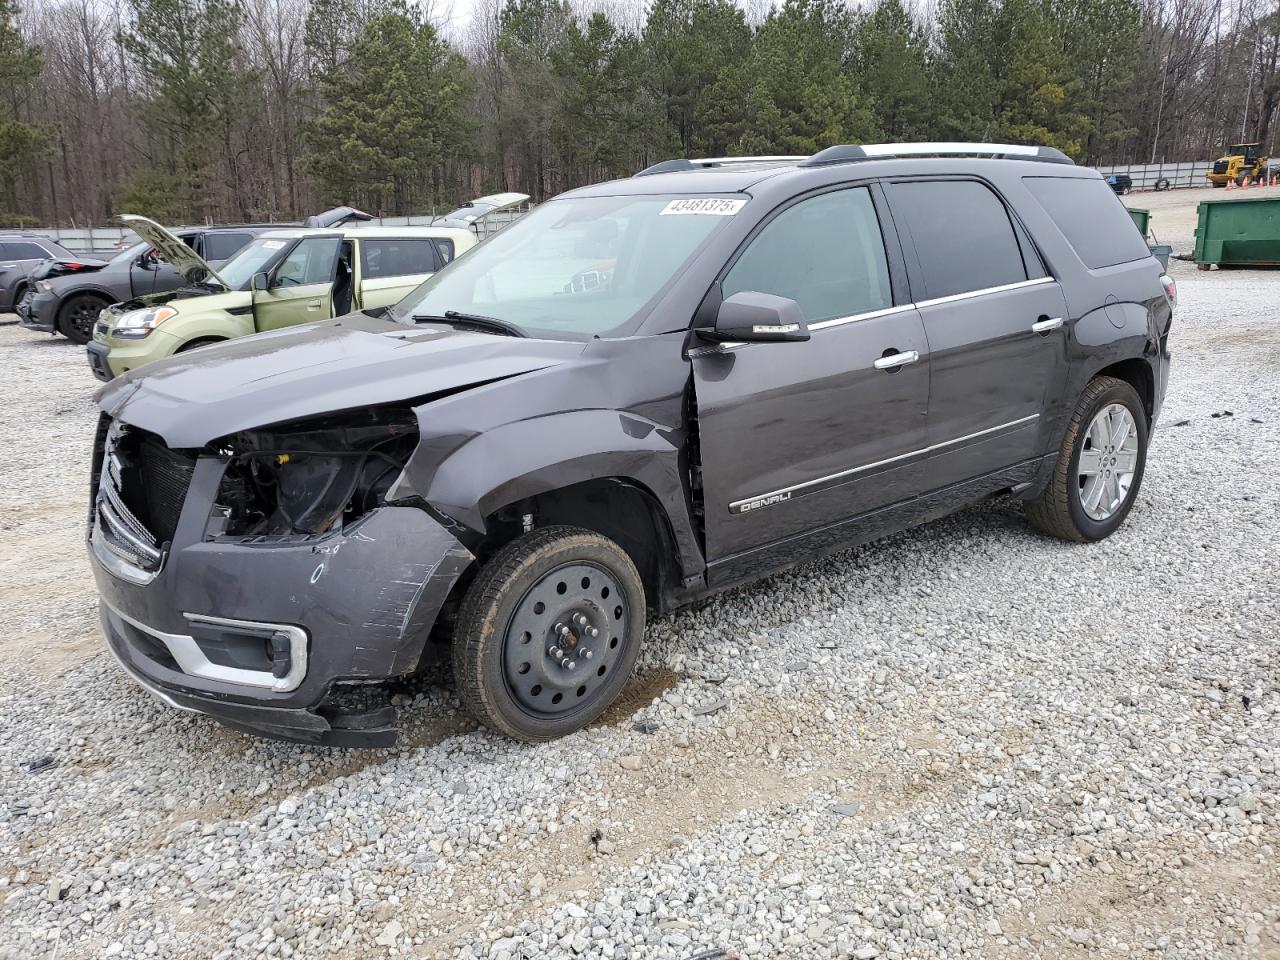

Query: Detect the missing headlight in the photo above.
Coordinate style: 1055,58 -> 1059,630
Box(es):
208,408 -> 418,539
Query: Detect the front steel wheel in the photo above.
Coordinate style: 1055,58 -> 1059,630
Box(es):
1026,376 -> 1148,542
452,526 -> 645,740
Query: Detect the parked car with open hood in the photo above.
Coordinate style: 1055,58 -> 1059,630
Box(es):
20,225 -> 272,344
0,234 -> 80,315
87,216 -> 477,381
88,143 -> 1172,746
18,207 -> 374,344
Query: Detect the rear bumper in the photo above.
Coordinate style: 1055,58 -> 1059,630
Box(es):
18,291 -> 57,331
91,458 -> 475,746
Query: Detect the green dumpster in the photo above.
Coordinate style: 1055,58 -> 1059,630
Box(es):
1193,195 -> 1280,268
1126,207 -> 1150,239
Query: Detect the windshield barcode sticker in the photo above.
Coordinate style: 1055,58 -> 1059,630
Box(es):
660,198 -> 747,216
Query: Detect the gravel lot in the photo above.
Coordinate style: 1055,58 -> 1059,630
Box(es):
1,232 -> 1278,958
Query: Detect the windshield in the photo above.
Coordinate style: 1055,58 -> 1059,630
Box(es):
395,194 -> 742,340
217,236 -> 296,290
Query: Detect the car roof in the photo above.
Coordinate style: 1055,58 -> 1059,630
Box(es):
256,225 -> 476,242
560,143 -> 1094,200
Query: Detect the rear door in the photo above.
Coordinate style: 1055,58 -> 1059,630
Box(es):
886,178 -> 1070,489
252,235 -> 342,331
691,184 -> 931,566
356,237 -> 441,308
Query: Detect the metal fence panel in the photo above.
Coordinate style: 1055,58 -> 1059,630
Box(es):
19,210 -> 530,257
1093,161 -> 1210,191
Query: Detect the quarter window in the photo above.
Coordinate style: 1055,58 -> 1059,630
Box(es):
722,187 -> 892,323
890,180 -> 1027,300
360,239 -> 440,279
1023,177 -> 1151,269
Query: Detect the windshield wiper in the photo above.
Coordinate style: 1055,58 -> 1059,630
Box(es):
411,310 -> 527,338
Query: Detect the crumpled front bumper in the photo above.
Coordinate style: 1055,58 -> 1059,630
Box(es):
91,455 -> 474,746
18,290 -> 57,331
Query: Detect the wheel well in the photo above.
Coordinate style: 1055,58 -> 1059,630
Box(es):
1095,359 -> 1153,422
481,478 -> 677,615
178,336 -> 227,353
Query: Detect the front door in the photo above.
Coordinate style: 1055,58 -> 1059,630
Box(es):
692,185 -> 931,570
886,178 -> 1071,489
253,235 -> 342,332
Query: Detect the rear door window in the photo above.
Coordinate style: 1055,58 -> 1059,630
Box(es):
722,187 -> 892,323
889,180 -> 1027,300
1023,177 -> 1151,269
4,241 -> 53,260
360,239 -> 441,279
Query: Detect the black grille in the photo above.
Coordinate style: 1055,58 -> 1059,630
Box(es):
135,436 -> 196,543
1213,160 -> 1230,174
106,427 -> 197,550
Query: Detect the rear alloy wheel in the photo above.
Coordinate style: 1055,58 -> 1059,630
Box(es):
57,294 -> 109,345
452,525 -> 645,741
1025,376 -> 1148,542
13,286 -> 32,318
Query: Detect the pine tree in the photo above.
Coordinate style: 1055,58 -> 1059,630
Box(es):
0,0 -> 45,221
304,7 -> 473,213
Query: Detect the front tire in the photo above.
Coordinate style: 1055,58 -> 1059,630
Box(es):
452,525 -> 646,741
1025,376 -> 1148,542
57,293 -> 110,345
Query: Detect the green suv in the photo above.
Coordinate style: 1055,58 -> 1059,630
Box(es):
87,216 -> 478,381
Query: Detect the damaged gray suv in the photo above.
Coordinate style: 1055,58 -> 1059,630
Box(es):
90,143 -> 1174,745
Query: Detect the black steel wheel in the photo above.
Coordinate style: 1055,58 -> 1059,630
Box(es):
452,525 -> 645,740
56,293 -> 109,345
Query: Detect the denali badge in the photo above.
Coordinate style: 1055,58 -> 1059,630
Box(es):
732,491 -> 792,514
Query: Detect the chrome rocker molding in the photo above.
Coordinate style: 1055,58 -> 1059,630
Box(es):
104,600 -> 310,693
729,414 -> 1041,514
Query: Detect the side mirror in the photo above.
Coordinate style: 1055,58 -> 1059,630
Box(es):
251,271 -> 270,291
704,291 -> 809,343
136,250 -> 156,268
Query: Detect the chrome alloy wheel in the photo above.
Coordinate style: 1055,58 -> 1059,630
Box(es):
503,562 -> 628,717
1077,403 -> 1139,521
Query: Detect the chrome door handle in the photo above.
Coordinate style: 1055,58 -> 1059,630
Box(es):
306,300 -> 322,310
1031,317 -> 1064,334
874,350 -> 920,370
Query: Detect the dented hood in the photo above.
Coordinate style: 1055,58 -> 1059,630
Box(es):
96,312 -> 583,448
119,214 -> 228,288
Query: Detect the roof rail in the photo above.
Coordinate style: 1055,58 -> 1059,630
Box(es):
634,155 -> 806,177
798,142 -> 1073,167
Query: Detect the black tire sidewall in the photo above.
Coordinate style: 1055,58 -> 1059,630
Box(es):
58,294 -> 108,345
1065,383 -> 1148,541
460,530 -> 646,740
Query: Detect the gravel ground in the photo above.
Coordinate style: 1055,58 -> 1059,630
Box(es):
0,257 -> 1278,960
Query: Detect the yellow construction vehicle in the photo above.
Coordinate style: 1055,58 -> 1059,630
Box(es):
1205,142 -> 1269,187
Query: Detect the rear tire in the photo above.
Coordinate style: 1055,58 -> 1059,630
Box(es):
452,526 -> 645,741
56,293 -> 110,345
1025,376 -> 1148,542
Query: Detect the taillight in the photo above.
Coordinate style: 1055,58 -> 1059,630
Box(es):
1160,274 -> 1177,310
